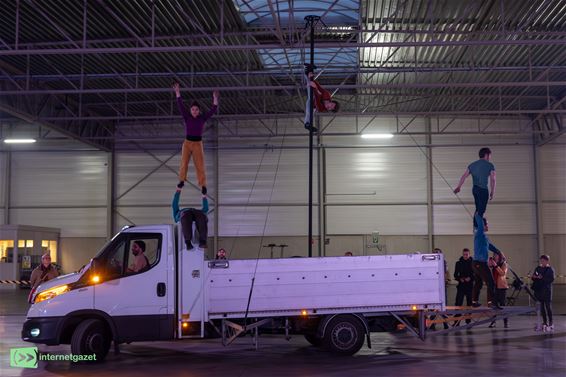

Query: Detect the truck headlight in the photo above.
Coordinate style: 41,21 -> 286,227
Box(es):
34,285 -> 70,303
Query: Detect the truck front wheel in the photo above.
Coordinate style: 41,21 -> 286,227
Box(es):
71,319 -> 111,362
323,315 -> 365,355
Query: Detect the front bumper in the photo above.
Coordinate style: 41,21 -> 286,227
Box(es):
22,317 -> 64,345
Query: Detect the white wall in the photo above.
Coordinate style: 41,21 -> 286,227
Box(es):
8,152 -> 108,237
1,117 -> 564,278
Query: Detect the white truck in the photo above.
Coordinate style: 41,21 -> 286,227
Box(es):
22,224 -> 446,360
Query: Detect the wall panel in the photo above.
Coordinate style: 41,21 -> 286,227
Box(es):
10,152 -> 108,207
433,204 -> 536,235
326,205 -> 428,235
10,208 -> 106,237
326,148 -> 427,204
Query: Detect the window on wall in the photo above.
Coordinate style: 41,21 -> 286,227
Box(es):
41,240 -> 58,263
0,240 -> 14,263
17,240 -> 35,264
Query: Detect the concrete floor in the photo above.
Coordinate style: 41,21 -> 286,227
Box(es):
1,288 -> 565,377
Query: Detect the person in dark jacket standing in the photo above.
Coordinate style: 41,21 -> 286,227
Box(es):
454,248 -> 474,324
530,254 -> 555,332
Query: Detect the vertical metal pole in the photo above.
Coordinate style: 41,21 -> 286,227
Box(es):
533,142 -> 544,257
106,149 -> 115,239
4,151 -> 11,225
318,140 -> 326,257
306,16 -> 318,258
214,123 -> 220,258
426,117 -> 433,252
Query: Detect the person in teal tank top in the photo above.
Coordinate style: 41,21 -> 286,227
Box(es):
454,147 -> 496,227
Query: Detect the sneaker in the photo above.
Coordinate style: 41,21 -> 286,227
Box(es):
534,324 -> 543,332
471,302 -> 482,308
177,181 -> 185,189
545,325 -> 554,333
201,186 -> 207,195
488,322 -> 496,328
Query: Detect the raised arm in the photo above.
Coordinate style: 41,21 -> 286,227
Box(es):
488,243 -> 502,256
203,91 -> 219,121
453,168 -> 470,194
172,189 -> 181,221
173,83 -> 190,122
489,170 -> 496,200
201,196 -> 209,214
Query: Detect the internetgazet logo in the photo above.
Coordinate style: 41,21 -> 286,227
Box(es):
10,347 -> 38,368
10,347 -> 97,368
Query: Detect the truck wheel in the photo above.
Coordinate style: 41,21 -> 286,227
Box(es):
322,315 -> 365,355
304,333 -> 322,347
71,319 -> 110,362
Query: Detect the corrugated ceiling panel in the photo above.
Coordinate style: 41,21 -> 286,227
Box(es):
326,205 -> 428,235
432,145 -> 535,203
433,204 -> 536,235
326,148 -> 427,203
540,145 -> 566,201
10,208 -> 106,237
10,152 -> 108,207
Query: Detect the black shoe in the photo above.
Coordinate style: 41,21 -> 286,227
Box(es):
471,302 -> 482,308
202,186 -> 207,195
177,181 -> 185,189
488,322 -> 496,328
488,302 -> 503,310
304,123 -> 318,132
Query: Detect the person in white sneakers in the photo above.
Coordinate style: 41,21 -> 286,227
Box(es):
530,255 -> 555,332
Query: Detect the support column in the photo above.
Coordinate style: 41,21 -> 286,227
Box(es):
317,131 -> 325,257
533,143 -> 545,257
106,149 -> 115,239
4,151 -> 11,225
214,125 -> 220,258
425,117 -> 434,252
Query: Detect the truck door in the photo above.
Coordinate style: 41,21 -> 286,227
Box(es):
92,230 -> 172,342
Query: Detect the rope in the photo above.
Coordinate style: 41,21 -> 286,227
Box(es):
243,123 -> 287,328
226,142 -> 271,260
405,132 -> 474,218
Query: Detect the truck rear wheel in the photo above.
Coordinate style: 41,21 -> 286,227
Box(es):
71,319 -> 110,362
322,315 -> 365,355
304,333 -> 322,347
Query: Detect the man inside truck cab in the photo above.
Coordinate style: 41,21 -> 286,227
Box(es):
126,240 -> 149,274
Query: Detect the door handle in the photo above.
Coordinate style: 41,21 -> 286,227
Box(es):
157,282 -> 166,297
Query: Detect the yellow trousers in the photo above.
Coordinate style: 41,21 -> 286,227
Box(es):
179,140 -> 206,188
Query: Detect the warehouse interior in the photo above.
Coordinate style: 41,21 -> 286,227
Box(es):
0,1 -> 565,376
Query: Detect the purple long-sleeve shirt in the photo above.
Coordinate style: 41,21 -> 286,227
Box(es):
177,97 -> 217,138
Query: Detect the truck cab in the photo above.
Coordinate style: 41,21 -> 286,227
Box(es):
22,225 -> 175,360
